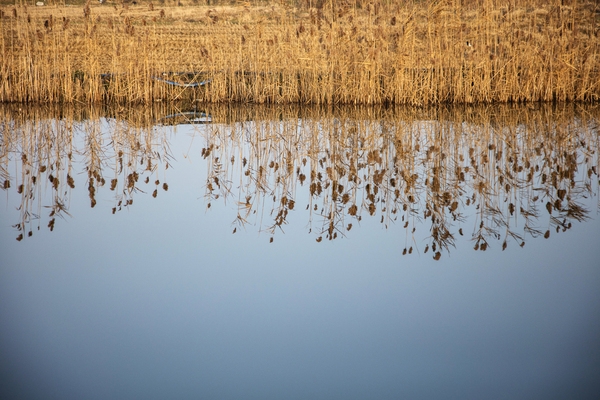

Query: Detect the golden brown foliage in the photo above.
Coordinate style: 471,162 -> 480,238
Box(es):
1,0 -> 599,104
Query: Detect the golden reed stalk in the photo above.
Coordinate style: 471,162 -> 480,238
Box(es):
1,0 -> 599,105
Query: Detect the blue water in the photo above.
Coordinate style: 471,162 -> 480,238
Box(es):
1,107 -> 599,399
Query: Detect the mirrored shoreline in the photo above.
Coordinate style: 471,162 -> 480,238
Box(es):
1,102 -> 598,258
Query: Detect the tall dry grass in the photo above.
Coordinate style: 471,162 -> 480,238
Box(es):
1,0 -> 599,104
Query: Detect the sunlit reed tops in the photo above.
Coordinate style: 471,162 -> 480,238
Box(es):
1,0 -> 599,104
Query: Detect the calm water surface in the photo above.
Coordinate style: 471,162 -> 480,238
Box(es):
1,104 -> 599,399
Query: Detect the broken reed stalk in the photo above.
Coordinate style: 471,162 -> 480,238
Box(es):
1,0 -> 599,105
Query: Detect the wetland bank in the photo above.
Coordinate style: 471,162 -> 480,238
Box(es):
1,0 -> 599,104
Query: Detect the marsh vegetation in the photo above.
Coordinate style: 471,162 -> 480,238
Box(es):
1,0 -> 599,104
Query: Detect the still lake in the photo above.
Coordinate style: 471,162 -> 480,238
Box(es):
1,103 -> 599,399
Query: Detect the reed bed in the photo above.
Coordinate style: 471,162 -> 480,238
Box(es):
2,102 -> 598,257
1,0 -> 599,105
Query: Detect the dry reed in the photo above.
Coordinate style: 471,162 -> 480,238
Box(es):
1,0 -> 599,105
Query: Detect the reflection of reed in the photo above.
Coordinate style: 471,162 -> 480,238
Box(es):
1,103 -> 598,258
0,104 -> 173,239
199,103 -> 599,258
